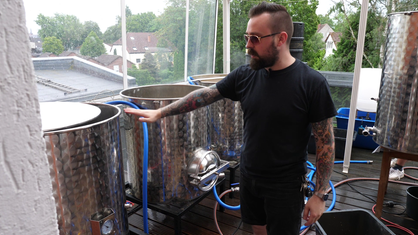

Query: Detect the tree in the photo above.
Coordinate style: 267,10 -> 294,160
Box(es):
42,36 -> 64,55
82,21 -> 102,41
141,52 -> 158,79
326,6 -> 384,72
304,33 -> 325,70
36,13 -> 84,50
80,31 -> 106,57
103,24 -> 121,44
127,12 -> 159,32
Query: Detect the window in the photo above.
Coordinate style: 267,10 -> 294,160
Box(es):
113,65 -> 119,72
136,58 -> 141,63
133,47 -> 137,50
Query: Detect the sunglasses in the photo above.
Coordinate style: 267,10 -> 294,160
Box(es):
244,32 -> 281,45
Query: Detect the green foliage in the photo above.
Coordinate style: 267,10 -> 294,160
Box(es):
304,32 -> 325,69
128,68 -> 155,85
330,86 -> 352,110
141,52 -> 158,79
36,13 -> 84,50
103,24 -> 121,44
328,8 -> 384,72
80,31 -> 106,57
82,21 -> 102,41
127,12 -> 159,32
42,36 -> 64,55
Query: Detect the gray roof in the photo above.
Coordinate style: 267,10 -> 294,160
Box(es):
34,57 -> 136,102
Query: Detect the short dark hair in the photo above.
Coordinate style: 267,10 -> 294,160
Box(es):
249,2 -> 293,45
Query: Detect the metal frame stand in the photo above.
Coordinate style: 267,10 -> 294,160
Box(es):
126,178 -> 225,235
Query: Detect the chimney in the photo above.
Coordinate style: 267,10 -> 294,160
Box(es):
147,35 -> 151,43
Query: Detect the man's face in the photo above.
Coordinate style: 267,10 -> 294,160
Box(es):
245,13 -> 279,70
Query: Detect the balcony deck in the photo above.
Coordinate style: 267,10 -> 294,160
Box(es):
127,147 -> 418,235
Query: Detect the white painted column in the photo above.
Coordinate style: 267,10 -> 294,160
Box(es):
343,0 -> 370,173
223,0 -> 230,73
0,1 -> 59,234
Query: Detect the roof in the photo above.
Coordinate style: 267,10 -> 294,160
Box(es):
113,32 -> 169,53
94,54 -> 120,66
33,57 -> 136,102
317,24 -> 327,31
326,32 -> 343,46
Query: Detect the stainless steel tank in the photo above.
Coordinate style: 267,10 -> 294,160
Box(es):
121,84 -> 228,204
42,103 -> 128,235
191,74 -> 244,164
373,11 -> 418,154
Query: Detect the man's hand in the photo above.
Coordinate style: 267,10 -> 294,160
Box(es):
124,108 -> 161,123
302,194 -> 326,226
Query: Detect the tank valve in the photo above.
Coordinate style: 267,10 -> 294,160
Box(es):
362,126 -> 380,136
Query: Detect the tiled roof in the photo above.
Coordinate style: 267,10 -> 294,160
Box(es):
94,54 -> 120,66
113,32 -> 161,53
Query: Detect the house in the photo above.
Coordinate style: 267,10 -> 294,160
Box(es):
104,43 -> 113,55
111,32 -> 173,67
29,35 -> 42,56
59,51 -> 78,57
90,54 -> 134,73
317,24 -> 334,42
324,32 -> 342,58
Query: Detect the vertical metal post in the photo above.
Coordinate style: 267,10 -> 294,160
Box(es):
343,0 -> 369,173
213,0 -> 219,74
222,0 -> 230,73
121,0 -> 128,89
184,0 -> 190,81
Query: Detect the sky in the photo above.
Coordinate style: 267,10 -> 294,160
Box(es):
22,0 -> 334,35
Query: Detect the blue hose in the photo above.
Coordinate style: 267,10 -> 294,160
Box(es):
213,183 -> 240,210
187,76 -> 196,85
106,100 -> 149,234
213,159 -> 371,232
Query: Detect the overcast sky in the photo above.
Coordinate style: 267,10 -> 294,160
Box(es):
22,0 -> 334,35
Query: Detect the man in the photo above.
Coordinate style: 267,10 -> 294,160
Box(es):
125,2 -> 336,234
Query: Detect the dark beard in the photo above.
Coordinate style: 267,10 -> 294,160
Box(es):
248,43 -> 279,70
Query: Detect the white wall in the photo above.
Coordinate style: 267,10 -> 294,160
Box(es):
0,1 -> 59,234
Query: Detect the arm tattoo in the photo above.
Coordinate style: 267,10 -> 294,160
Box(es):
160,84 -> 224,118
311,117 -> 335,193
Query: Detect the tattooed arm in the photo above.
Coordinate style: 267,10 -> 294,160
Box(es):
124,84 -> 224,123
303,117 -> 335,226
160,84 -> 223,117
312,117 -> 335,194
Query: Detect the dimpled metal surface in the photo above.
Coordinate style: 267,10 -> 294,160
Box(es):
121,84 -> 211,204
374,12 -> 418,154
43,103 -> 128,235
195,76 -> 244,163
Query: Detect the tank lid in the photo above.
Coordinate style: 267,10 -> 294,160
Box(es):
40,102 -> 101,131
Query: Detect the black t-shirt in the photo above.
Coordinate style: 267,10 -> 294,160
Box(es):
216,59 -> 337,181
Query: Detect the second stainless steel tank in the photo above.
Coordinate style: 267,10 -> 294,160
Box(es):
191,74 -> 244,164
121,84 -> 228,204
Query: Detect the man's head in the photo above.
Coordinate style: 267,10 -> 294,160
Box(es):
245,2 -> 294,70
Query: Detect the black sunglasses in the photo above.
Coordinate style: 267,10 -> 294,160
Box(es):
244,32 -> 281,45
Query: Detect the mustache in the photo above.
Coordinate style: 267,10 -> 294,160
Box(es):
247,49 -> 258,57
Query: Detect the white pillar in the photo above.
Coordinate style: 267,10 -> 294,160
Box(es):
343,0 -> 370,173
223,0 -> 230,73
0,1 -> 59,234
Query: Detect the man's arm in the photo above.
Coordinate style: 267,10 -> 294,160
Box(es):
161,84 -> 223,117
303,117 -> 335,226
311,117 -> 335,194
124,84 -> 224,123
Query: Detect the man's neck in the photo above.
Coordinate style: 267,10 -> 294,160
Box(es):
267,52 -> 296,71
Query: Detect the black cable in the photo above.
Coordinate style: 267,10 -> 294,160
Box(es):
332,170 -> 406,215
231,220 -> 243,235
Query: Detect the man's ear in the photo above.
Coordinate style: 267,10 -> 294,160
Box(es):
276,32 -> 288,47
